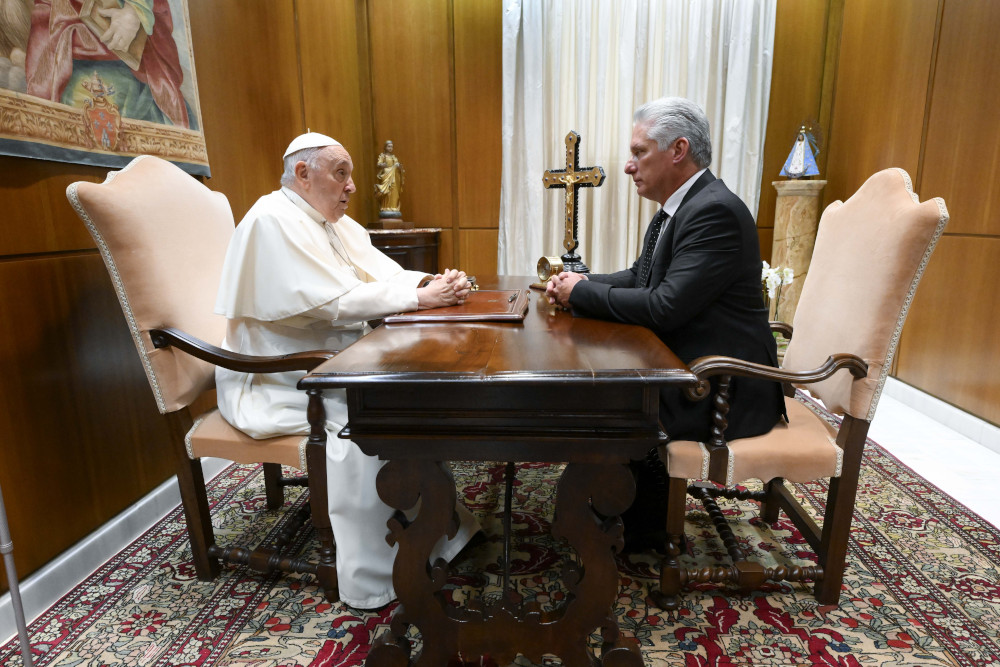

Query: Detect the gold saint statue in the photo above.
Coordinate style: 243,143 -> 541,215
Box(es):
374,140 -> 405,219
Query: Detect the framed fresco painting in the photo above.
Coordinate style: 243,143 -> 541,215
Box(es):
0,0 -> 209,176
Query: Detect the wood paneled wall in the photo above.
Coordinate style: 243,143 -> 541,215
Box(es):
824,0 -> 939,203
363,0 -> 501,273
189,2 -> 304,221
298,0 -> 373,226
0,253 -> 176,585
760,0 -> 1000,425
296,0 -> 501,273
890,0 -> 1000,424
756,0 -> 832,263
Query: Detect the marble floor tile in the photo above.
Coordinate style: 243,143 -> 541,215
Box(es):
871,394 -> 1000,528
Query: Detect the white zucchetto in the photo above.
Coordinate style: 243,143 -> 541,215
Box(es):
283,132 -> 341,158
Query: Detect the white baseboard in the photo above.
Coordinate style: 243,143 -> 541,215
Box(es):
883,377 -> 1000,456
1,458 -> 230,645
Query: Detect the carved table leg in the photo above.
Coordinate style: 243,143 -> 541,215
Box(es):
365,459 -> 643,667
548,462 -> 642,667
367,458 -> 461,667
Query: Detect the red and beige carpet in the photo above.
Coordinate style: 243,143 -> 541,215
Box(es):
2,395 -> 999,666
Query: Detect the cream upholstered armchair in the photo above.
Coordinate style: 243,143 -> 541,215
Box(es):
654,168 -> 948,608
66,156 -> 338,601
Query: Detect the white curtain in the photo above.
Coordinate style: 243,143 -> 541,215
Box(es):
499,0 -> 776,276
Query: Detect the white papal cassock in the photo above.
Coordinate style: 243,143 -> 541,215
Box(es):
214,187 -> 478,609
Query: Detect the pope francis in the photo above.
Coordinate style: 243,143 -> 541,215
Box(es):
214,133 -> 480,609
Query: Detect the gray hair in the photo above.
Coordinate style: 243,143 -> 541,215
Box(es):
280,147 -> 324,187
633,97 -> 712,169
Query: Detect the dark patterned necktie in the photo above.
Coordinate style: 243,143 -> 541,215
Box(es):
637,209 -> 668,288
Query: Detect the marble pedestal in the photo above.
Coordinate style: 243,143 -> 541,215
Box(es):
770,179 -> 826,323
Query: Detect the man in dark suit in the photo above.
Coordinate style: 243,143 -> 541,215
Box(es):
546,97 -> 785,550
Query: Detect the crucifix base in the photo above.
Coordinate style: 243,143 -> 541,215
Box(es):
561,252 -> 590,274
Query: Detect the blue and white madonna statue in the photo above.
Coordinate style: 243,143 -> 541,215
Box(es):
780,125 -> 820,178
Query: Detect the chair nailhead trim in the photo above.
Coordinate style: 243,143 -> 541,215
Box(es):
184,413 -> 209,459
726,444 -> 736,487
298,437 -> 309,472
830,436 -> 844,477
697,442 -> 710,479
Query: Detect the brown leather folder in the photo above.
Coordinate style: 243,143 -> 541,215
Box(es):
383,289 -> 529,323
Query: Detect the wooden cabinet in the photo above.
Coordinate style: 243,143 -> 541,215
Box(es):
368,228 -> 441,274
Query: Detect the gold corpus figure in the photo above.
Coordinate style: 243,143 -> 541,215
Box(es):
374,140 -> 405,219
540,131 -> 605,273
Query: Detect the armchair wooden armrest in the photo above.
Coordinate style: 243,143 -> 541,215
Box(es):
684,353 -> 868,449
685,353 -> 867,398
769,321 -> 793,339
149,327 -> 337,374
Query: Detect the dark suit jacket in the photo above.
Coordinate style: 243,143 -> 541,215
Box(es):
569,170 -> 785,441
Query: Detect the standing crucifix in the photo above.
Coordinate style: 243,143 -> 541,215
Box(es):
542,131 -> 605,273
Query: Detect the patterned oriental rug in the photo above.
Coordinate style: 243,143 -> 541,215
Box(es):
2,395 -> 999,667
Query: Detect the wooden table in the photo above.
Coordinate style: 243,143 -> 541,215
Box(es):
298,276 -> 697,667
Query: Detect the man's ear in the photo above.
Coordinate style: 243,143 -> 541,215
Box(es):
672,137 -> 690,164
294,160 -> 310,186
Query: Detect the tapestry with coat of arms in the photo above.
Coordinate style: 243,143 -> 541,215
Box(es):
0,0 -> 209,176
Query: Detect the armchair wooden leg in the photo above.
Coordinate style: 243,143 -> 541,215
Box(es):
665,475 -> 687,549
167,411 -> 220,581
176,457 -> 221,580
815,473 -> 859,604
760,478 -> 783,524
263,462 -> 284,510
815,416 -> 868,604
306,389 -> 338,602
652,476 -> 688,611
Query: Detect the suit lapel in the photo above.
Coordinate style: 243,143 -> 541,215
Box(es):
657,213 -> 677,264
654,170 -> 716,270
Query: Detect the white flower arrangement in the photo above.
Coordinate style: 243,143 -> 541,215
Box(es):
761,261 -> 794,319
